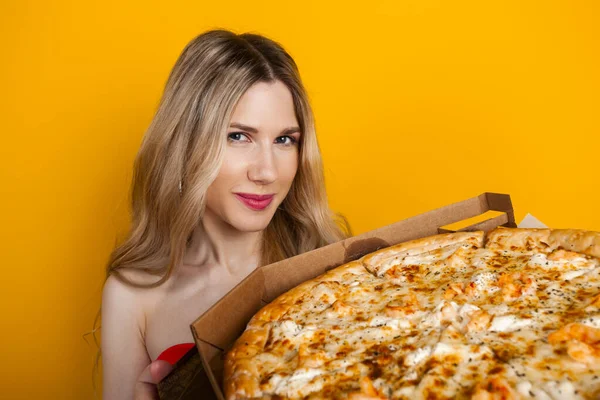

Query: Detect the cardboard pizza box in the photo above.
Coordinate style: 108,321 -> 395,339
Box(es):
188,192 -> 516,400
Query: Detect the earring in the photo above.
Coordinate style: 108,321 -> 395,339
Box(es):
178,180 -> 183,196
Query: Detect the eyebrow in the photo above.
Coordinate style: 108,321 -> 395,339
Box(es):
229,122 -> 301,135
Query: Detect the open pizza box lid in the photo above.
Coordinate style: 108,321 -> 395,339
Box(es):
190,192 -> 516,399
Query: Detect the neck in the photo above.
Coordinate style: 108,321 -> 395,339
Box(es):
183,209 -> 262,275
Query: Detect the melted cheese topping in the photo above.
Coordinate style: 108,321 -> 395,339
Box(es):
227,234 -> 600,399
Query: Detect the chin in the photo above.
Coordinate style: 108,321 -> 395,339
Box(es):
229,212 -> 274,233
232,221 -> 271,233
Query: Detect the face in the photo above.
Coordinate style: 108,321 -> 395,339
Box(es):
204,80 -> 301,233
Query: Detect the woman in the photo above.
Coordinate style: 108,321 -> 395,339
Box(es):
98,29 -> 350,399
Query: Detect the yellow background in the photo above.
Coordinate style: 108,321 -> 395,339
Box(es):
1,0 -> 599,398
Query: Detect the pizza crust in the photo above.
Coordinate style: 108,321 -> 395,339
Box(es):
548,229 -> 600,259
361,232 -> 484,276
485,227 -> 551,252
486,227 -> 600,258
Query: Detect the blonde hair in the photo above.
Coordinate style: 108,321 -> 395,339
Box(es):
88,28 -> 350,396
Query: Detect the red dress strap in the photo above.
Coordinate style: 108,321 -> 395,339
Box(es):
156,343 -> 195,365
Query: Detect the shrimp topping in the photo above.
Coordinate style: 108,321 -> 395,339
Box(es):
497,272 -> 535,301
548,323 -> 600,364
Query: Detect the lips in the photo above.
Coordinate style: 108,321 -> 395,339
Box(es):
234,193 -> 275,211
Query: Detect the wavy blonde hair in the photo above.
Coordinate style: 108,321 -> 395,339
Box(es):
88,29 -> 350,396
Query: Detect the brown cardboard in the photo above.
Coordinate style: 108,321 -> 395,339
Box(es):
190,192 -> 516,399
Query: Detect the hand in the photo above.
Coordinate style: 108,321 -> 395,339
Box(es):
134,360 -> 174,400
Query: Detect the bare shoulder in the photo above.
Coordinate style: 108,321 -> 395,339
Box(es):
101,269 -> 163,350
101,269 -> 163,400
101,269 -> 166,329
104,268 -> 164,292
102,271 -> 156,319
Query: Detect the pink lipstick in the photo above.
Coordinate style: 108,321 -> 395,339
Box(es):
234,193 -> 275,211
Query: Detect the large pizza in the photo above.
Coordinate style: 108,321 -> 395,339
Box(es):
223,228 -> 600,399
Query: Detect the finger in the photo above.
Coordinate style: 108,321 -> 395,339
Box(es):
137,363 -> 154,384
133,380 -> 158,400
150,360 -> 175,383
134,363 -> 157,400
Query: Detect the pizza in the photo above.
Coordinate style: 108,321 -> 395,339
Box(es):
223,228 -> 600,399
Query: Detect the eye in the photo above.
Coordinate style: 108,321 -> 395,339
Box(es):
275,135 -> 298,146
228,132 -> 250,142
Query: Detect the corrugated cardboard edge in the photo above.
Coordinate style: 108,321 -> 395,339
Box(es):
190,192 -> 515,399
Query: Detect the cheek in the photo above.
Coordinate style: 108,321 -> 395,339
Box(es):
212,153 -> 248,188
280,154 -> 299,185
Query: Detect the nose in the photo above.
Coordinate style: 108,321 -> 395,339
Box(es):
248,145 -> 277,185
